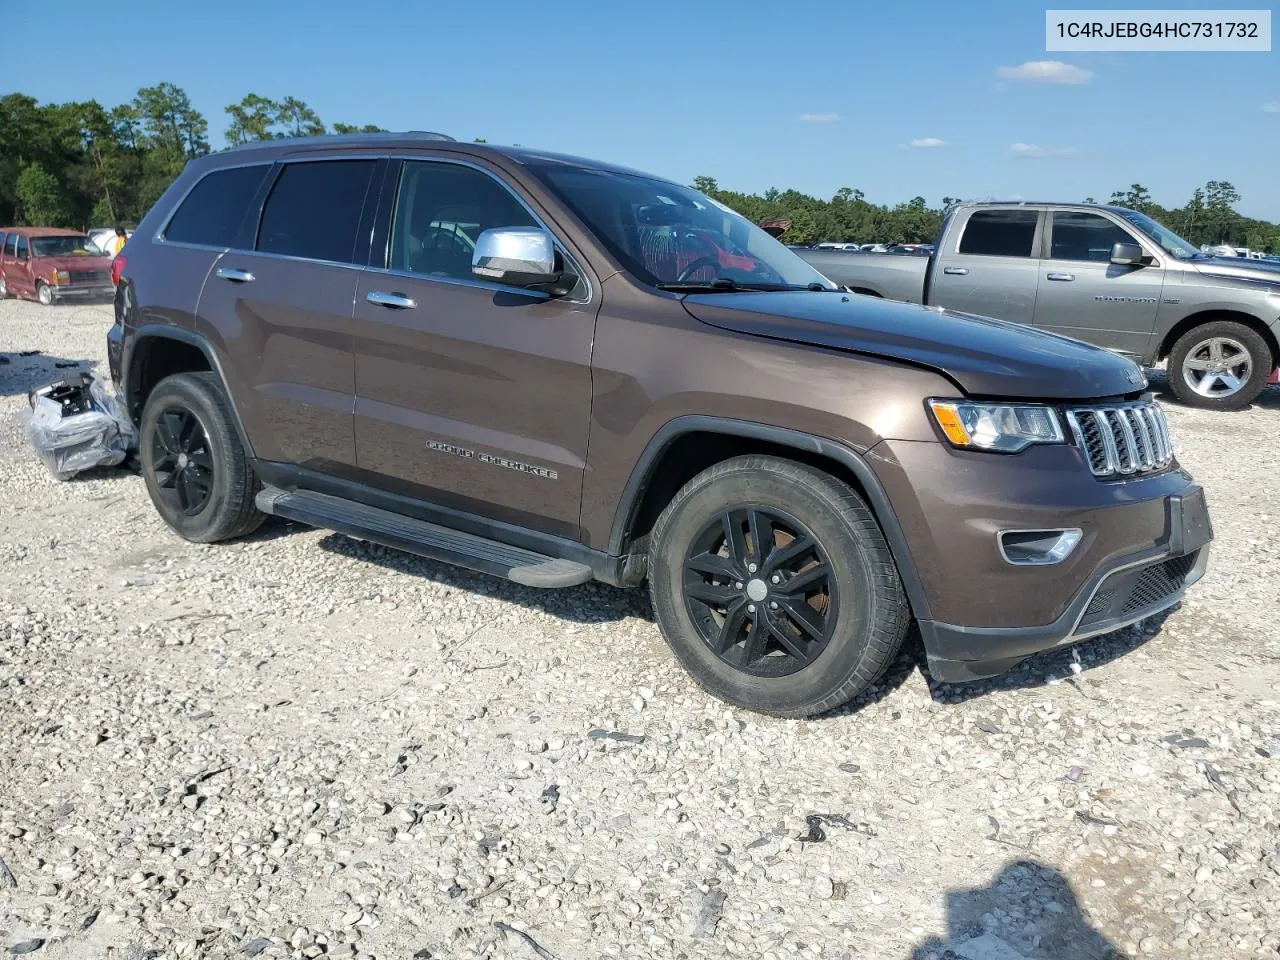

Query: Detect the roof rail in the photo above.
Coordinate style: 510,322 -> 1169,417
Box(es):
224,130 -> 456,153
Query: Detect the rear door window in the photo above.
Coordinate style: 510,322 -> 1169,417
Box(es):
15,235 -> 28,260
164,164 -> 271,247
957,210 -> 1039,257
256,159 -> 377,264
1049,212 -> 1135,262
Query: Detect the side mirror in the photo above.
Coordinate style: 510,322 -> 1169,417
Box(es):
472,227 -> 561,288
1110,241 -> 1147,266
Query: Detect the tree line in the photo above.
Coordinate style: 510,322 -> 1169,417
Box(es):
694,177 -> 1280,253
2,82 -> 1277,255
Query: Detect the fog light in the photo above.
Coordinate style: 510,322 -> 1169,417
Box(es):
998,529 -> 1082,566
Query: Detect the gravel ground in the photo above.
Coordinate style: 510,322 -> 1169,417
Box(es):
2,298 -> 1278,960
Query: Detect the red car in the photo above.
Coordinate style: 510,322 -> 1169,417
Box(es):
0,227 -> 116,305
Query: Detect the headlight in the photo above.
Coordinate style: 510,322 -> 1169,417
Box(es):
928,399 -> 1064,453
52,270 -> 70,285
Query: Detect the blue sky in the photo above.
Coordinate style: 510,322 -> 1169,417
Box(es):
11,0 -> 1280,219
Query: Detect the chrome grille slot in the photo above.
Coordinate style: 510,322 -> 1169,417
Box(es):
1067,400 -> 1174,479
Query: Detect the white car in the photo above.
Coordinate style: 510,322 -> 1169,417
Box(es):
86,228 -> 131,256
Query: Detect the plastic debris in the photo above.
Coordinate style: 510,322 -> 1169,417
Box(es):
587,728 -> 645,744
26,374 -> 136,480
494,922 -> 559,960
797,813 -> 870,844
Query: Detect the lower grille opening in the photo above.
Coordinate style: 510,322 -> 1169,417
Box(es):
1076,550 -> 1199,632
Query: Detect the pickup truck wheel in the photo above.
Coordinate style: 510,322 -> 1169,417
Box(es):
1168,321 -> 1272,410
649,455 -> 909,717
36,282 -> 53,306
139,372 -> 263,543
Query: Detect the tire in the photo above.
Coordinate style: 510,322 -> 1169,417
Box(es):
139,371 -> 263,543
0,273 -> 8,299
36,282 -> 53,306
648,455 -> 909,717
1167,320 -> 1273,410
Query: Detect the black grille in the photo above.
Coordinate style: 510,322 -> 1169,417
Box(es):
1079,588 -> 1117,627
1120,553 -> 1198,615
68,269 -> 108,284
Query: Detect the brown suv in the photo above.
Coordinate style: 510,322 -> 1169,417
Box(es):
107,133 -> 1213,716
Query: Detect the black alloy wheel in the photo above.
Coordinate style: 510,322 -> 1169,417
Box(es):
683,505 -> 838,678
149,406 -> 215,515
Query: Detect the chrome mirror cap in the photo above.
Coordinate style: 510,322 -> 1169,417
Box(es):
472,227 -> 558,286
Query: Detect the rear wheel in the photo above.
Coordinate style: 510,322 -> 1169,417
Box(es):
1168,320 -> 1272,410
139,372 -> 263,543
0,273 -> 8,298
648,455 -> 909,717
36,282 -> 53,306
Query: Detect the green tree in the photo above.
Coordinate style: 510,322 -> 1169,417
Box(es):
133,83 -> 208,160
15,164 -> 72,225
1108,184 -> 1153,212
275,96 -> 325,138
691,175 -> 719,193
225,94 -> 280,144
333,123 -> 386,134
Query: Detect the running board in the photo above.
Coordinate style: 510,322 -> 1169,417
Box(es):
255,487 -> 593,588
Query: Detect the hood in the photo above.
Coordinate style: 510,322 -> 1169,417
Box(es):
37,253 -> 113,272
1191,256 -> 1280,284
682,291 -> 1147,400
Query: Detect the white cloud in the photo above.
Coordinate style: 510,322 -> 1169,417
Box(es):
1010,142 -> 1077,158
910,137 -> 947,148
798,112 -> 840,123
1263,100 -> 1280,113
998,60 -> 1093,85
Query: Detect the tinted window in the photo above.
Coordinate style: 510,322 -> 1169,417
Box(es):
257,160 -> 376,264
165,164 -> 270,247
958,210 -> 1039,257
0,234 -> 11,257
388,161 -> 537,280
15,235 -> 28,259
1050,212 -> 1135,262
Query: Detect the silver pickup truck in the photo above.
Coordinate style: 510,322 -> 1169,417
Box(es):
799,202 -> 1280,410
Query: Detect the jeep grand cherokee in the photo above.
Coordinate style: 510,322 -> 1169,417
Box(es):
108,132 -> 1213,716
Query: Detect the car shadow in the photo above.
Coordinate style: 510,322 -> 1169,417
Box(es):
921,607 -> 1173,705
909,858 -> 1126,959
313,531 -> 649,625
0,351 -> 99,398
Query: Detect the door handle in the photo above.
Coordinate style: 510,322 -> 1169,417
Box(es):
366,290 -> 417,309
1046,272 -> 1075,282
942,266 -> 968,275
215,267 -> 255,283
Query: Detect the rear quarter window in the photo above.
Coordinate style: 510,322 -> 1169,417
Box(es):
164,164 -> 272,248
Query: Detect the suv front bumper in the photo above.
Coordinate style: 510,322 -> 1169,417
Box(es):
871,439 -> 1213,683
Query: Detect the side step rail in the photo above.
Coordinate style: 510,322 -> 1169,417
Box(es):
255,487 -> 593,588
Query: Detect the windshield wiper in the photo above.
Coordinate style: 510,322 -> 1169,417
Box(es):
656,279 -> 827,293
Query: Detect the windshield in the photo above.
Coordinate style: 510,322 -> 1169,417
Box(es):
529,164 -> 837,290
1114,210 -> 1203,260
30,235 -> 97,257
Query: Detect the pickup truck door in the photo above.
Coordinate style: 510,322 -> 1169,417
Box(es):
350,157 -> 597,541
1031,210 -> 1164,359
929,207 -> 1042,325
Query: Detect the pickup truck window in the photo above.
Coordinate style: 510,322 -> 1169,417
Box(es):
1115,209 -> 1204,260
530,164 -> 834,291
388,161 -> 537,280
257,160 -> 377,264
2,234 -> 14,257
958,210 -> 1038,257
1049,212 -> 1134,262
164,164 -> 271,248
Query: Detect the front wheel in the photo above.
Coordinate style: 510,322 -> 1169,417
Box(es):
36,282 -> 53,306
0,273 -> 9,299
648,455 -> 909,717
139,372 -> 263,543
1167,320 -> 1273,410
